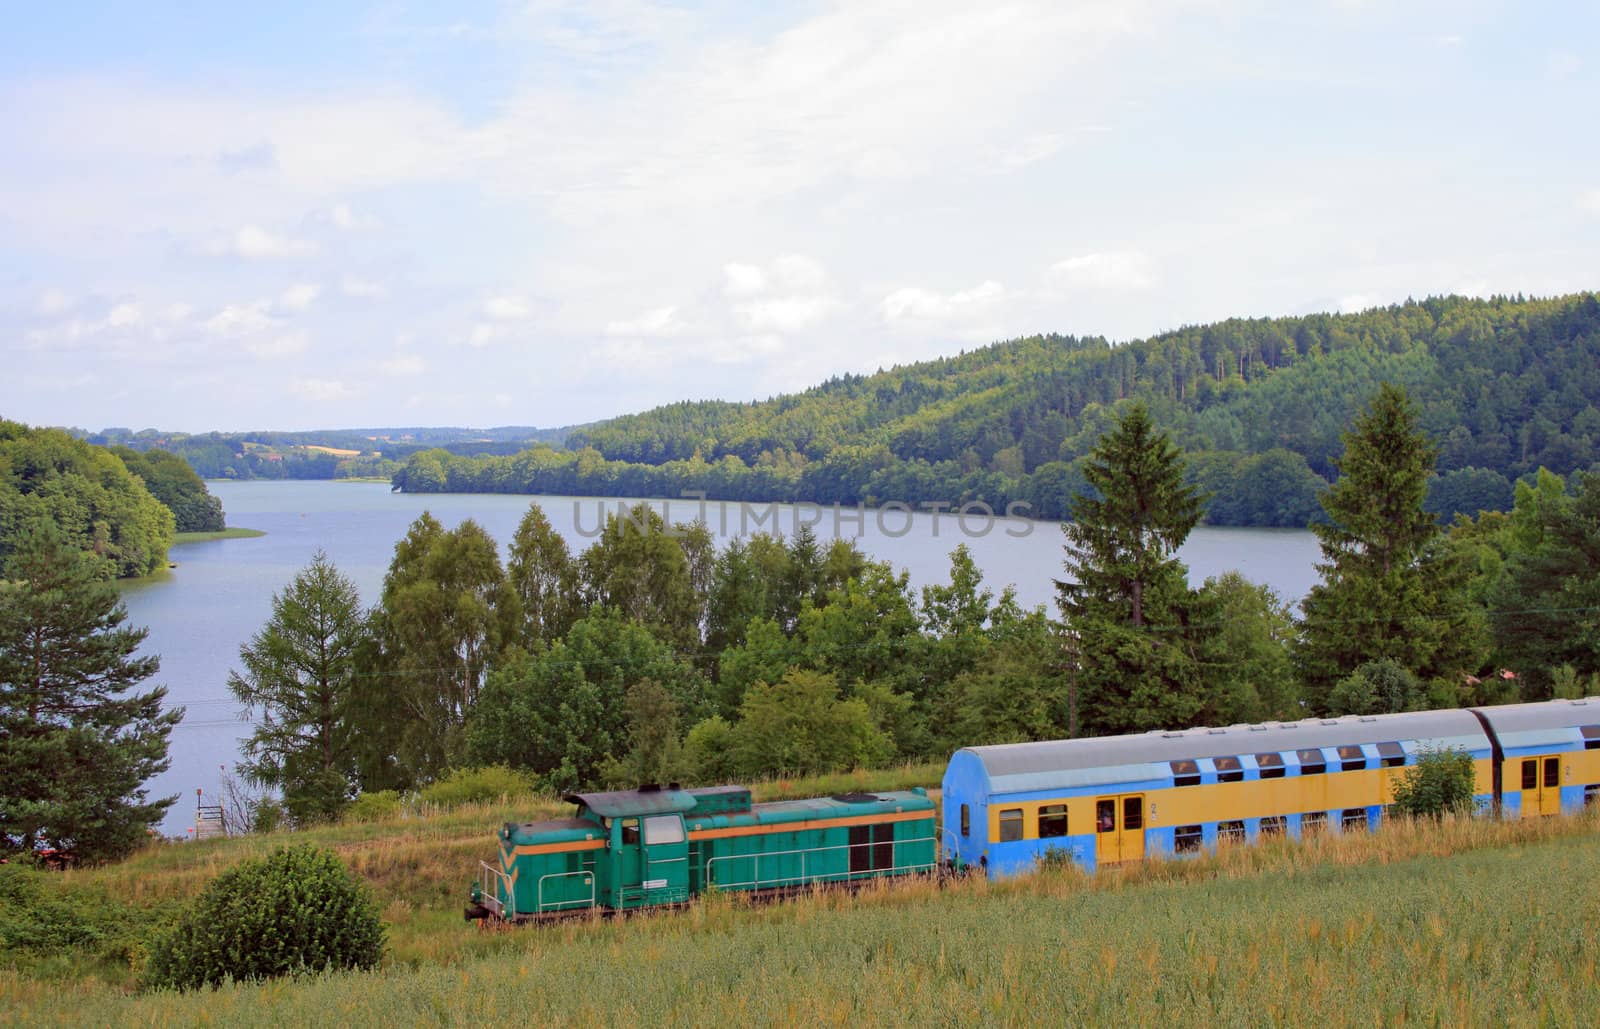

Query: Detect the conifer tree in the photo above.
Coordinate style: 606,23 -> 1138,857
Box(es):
0,519 -> 181,860
1296,383 -> 1487,712
1056,404 -> 1211,734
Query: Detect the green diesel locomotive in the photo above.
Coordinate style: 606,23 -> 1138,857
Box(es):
466,784 -> 938,922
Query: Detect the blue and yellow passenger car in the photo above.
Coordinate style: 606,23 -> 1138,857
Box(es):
944,697 -> 1600,877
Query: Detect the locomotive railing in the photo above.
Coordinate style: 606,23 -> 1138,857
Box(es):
536,870 -> 597,913
478,861 -> 512,919
703,835 -> 938,892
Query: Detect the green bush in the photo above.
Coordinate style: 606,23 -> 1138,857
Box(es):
1391,747 -> 1478,818
142,845 -> 385,991
415,765 -> 538,809
343,790 -> 403,823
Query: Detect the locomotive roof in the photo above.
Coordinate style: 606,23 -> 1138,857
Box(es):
564,787 -> 699,818
963,707 -> 1489,784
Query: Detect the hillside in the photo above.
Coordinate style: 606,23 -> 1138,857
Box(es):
395,293 -> 1600,526
3,798 -> 1596,1024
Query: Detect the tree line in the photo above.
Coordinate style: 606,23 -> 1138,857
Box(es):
394,293 -> 1600,527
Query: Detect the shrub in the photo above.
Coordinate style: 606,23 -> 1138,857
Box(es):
142,845 -> 385,991
415,765 -> 538,809
1391,747 -> 1478,819
343,789 -> 403,823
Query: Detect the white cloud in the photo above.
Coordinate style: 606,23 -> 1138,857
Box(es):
467,323 -> 498,347
771,255 -> 827,293
483,296 -> 533,320
35,289 -> 71,316
997,132 -> 1066,171
1546,50 -> 1581,79
1337,293 -> 1377,313
278,283 -> 321,311
289,377 -> 353,401
722,263 -> 767,297
328,203 -> 381,231
606,305 -> 687,337
1579,189 -> 1600,217
736,296 -> 839,333
164,302 -> 194,322
341,277 -> 387,298
227,224 -> 317,259
248,332 -> 310,358
379,354 -> 427,376
105,302 -> 142,328
882,280 -> 1008,326
203,302 -> 276,337
1050,251 -> 1157,290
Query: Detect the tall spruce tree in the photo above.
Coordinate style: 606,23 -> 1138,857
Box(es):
1056,404 -> 1211,735
228,551 -> 369,823
1296,383 -> 1488,712
0,519 -> 181,860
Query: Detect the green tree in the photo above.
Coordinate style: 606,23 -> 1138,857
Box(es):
0,519 -> 180,861
506,502 -> 578,646
1056,404 -> 1211,734
1194,572 -> 1300,723
579,504 -> 700,646
111,446 -> 226,532
726,669 -> 893,779
1296,384 -> 1489,713
1390,747 -> 1477,818
227,552 -> 369,823
601,679 -> 689,788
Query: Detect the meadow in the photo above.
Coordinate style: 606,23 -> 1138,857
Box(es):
4,780 -> 1597,1025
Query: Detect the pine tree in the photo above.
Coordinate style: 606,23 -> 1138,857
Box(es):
0,518 -> 181,861
1296,383 -> 1488,712
228,551 -> 369,823
1056,404 -> 1211,735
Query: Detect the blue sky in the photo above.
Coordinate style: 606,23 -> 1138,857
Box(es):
3,1 -> 1597,432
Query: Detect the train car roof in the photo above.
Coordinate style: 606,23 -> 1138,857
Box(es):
955,708 -> 1490,796
1471,697 -> 1600,733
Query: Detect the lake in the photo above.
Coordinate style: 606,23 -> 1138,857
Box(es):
120,480 -> 1323,836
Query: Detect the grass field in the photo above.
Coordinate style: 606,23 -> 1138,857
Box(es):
3,782 -> 1596,1025
173,527 -> 266,544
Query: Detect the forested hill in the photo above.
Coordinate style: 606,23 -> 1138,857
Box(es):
395,293 -> 1600,525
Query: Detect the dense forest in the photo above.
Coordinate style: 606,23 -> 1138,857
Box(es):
0,420 -> 226,576
394,293 -> 1600,526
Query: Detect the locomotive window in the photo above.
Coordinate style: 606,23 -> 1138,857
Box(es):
1341,809 -> 1367,833
1038,804 -> 1069,839
1582,725 -> 1600,751
1123,797 -> 1143,832
1337,746 -> 1367,772
1170,759 -> 1201,787
620,818 -> 640,846
1256,753 -> 1285,779
1218,820 -> 1245,845
1297,749 -> 1327,775
1174,825 -> 1203,852
960,804 -> 971,837
998,808 -> 1024,842
1302,811 -> 1327,837
1521,760 -> 1538,790
1377,742 -> 1406,768
1544,757 -> 1560,788
1260,815 -> 1286,837
643,814 -> 684,846
1214,756 -> 1244,783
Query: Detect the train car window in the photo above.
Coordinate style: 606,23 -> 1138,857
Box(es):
643,814 -> 684,846
1218,820 -> 1245,844
1214,756 -> 1244,783
1174,825 -> 1203,852
1297,749 -> 1327,775
1256,753 -> 1286,779
998,808 -> 1024,842
620,818 -> 641,846
1170,759 -> 1201,787
1341,810 -> 1367,833
1302,811 -> 1327,837
1096,799 -> 1115,833
1123,797 -> 1143,831
1586,785 -> 1600,807
1582,725 -> 1600,751
1260,815 -> 1286,836
1337,745 -> 1367,772
1038,804 -> 1069,839
1544,757 -> 1560,788
1521,760 -> 1538,790
1377,742 -> 1406,768
960,804 -> 971,837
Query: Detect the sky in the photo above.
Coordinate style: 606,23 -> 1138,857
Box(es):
2,0 -> 1597,433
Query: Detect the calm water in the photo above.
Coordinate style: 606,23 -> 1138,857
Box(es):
119,480 -> 1322,836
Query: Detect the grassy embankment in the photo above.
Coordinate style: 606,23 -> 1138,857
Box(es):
4,771 -> 1598,1024
173,527 -> 266,544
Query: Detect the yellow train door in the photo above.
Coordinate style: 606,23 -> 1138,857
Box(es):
1541,756 -> 1562,816
1519,759 -> 1539,818
1094,794 -> 1146,865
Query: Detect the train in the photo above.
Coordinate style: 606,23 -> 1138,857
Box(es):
466,696 -> 1600,921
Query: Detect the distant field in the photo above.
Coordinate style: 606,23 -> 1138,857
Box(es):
172,527 -> 266,544
300,445 -> 362,456
3,798 -> 1596,1025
